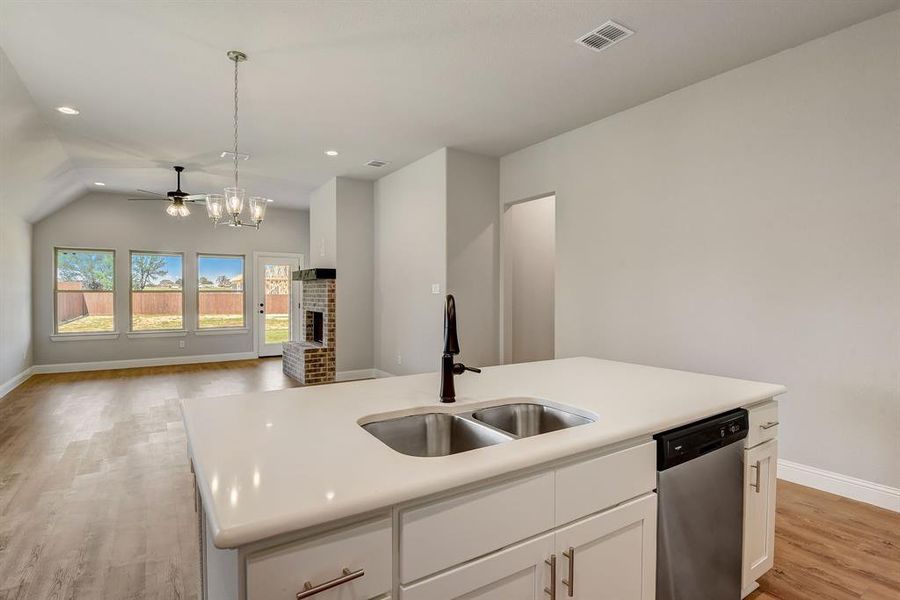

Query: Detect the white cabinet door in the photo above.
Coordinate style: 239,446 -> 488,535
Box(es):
553,493 -> 657,600
400,532 -> 555,600
743,439 -> 777,590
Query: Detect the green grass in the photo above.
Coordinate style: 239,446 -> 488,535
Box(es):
133,314 -> 183,330
198,314 -> 245,329
264,315 -> 289,344
57,315 -> 114,333
58,313 -> 290,341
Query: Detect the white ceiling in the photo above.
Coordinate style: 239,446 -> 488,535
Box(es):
1,0 -> 897,213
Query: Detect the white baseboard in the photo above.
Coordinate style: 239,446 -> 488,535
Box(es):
778,459 -> 900,513
0,366 -> 34,401
32,352 -> 259,374
336,368 -> 394,382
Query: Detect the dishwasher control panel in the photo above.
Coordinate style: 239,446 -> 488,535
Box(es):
654,408 -> 748,470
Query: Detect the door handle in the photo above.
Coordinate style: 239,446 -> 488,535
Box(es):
750,460 -> 762,493
562,547 -> 575,596
544,554 -> 556,599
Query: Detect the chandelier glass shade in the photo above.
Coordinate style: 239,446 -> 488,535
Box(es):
248,196 -> 268,224
205,194 -> 225,221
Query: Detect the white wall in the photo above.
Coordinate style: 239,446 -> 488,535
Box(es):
500,12 -> 900,488
446,148 -> 500,368
504,195 -> 555,364
335,177 -> 374,372
0,217 -> 32,388
374,149 -> 447,375
1,48 -> 78,393
309,178 -> 337,269
32,193 -> 309,366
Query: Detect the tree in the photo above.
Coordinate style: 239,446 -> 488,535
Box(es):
175,278 -> 183,287
131,255 -> 168,290
57,251 -> 114,290
199,276 -> 213,287
216,275 -> 232,288
159,279 -> 174,287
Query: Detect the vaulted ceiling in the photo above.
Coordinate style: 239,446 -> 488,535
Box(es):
1,0 -> 897,217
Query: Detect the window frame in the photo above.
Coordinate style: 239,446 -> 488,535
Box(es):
196,253 -> 247,330
53,246 -> 117,336
128,250 -> 186,334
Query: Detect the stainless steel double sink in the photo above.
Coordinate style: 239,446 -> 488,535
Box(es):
361,400 -> 594,457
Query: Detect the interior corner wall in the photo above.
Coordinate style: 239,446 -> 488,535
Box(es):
309,178 -> 337,269
504,195 -> 555,364
0,216 -> 33,388
446,148 -> 500,368
499,12 -> 900,488
31,193 -> 310,366
335,178 -> 374,372
374,148 -> 447,375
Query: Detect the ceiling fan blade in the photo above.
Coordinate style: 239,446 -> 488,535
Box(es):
182,194 -> 207,201
128,198 -> 170,202
135,189 -> 165,197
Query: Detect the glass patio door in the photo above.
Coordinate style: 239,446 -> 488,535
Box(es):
255,254 -> 301,357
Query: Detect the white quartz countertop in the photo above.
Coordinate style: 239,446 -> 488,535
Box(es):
181,357 -> 785,548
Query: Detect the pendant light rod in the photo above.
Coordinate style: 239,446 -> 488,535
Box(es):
206,50 -> 270,230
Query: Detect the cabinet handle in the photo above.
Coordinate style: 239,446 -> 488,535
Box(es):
760,421 -> 779,430
562,546 -> 575,597
750,460 -> 762,493
544,554 -> 556,599
296,567 -> 364,599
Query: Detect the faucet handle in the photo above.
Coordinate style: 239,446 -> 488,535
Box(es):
452,363 -> 482,375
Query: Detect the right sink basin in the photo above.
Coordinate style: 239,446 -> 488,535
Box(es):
471,402 -> 594,438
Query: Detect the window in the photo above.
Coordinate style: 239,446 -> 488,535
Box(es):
197,255 -> 245,329
130,252 -> 184,331
54,248 -> 115,334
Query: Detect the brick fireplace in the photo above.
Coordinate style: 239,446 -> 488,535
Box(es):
282,268 -> 335,385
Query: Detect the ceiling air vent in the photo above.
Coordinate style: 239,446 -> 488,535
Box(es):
365,159 -> 391,168
576,20 -> 633,52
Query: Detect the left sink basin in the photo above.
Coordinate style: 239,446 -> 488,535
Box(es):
362,413 -> 513,457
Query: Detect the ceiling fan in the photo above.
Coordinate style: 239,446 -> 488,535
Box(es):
128,165 -> 206,217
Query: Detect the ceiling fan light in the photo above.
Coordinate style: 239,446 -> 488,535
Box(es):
249,196 -> 268,224
206,194 -> 225,221
167,202 -> 190,218
224,187 -> 245,216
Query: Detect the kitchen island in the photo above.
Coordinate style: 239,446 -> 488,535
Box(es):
182,357 -> 785,599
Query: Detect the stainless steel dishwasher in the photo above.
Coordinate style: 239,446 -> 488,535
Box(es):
655,408 -> 749,600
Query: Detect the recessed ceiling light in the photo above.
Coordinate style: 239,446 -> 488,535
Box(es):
93,182 -> 105,186
56,106 -> 80,115
325,150 -> 339,157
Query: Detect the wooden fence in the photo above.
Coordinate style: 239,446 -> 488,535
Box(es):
57,292 -> 113,322
57,291 -> 289,322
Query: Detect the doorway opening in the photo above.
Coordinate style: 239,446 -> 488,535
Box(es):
502,194 -> 556,364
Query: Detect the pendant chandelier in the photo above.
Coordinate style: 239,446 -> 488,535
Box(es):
205,50 -> 272,229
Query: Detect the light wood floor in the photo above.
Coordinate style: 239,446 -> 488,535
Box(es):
1,360 -> 898,599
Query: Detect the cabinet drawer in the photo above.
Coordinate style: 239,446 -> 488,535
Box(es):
555,440 -> 656,525
746,400 -> 779,448
246,516 -> 391,600
399,532 -> 555,600
400,472 -> 555,583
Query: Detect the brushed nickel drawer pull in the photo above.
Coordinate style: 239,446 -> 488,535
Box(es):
562,546 -> 575,596
760,421 -> 779,430
544,554 -> 556,599
296,567 -> 364,599
750,461 -> 762,493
